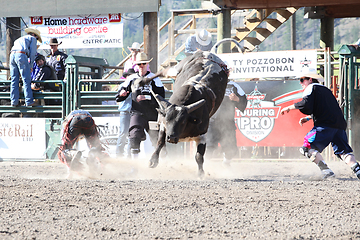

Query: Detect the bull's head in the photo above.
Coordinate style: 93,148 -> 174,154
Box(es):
154,94 -> 205,144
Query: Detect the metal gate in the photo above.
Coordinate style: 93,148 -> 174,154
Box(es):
338,44 -> 360,159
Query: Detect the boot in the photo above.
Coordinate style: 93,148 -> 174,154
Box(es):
318,161 -> 335,179
351,162 -> 360,179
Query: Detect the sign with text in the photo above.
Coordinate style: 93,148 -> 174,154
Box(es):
218,49 -> 317,79
0,118 -> 46,159
29,14 -> 123,49
234,80 -> 312,147
77,117 -> 154,158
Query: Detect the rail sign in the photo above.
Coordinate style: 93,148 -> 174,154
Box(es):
28,14 -> 123,49
77,117 -> 154,158
0,118 -> 46,159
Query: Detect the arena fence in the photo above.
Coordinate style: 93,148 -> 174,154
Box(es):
338,44 -> 360,160
1,47 -> 358,161
0,55 -> 175,160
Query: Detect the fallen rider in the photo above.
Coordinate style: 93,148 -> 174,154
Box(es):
57,109 -> 109,178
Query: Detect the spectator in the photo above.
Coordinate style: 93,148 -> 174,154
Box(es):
123,42 -> 141,77
32,54 -> 58,92
115,82 -> 132,158
10,28 -> 42,107
122,42 -> 149,78
46,38 -> 68,80
31,45 -> 41,81
116,52 -> 165,159
280,69 -> 360,180
206,81 -> 247,165
32,54 -> 61,117
184,29 -> 213,56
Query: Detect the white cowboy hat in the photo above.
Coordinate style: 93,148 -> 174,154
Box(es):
195,29 -> 212,46
297,68 -> 324,82
128,42 -> 142,51
24,28 -> 42,43
134,52 -> 153,64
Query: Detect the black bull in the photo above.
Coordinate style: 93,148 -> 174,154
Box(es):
144,51 -> 229,176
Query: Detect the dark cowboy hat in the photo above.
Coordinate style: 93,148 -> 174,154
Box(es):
49,38 -> 62,45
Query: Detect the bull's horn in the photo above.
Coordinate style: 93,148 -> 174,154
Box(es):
144,71 -> 163,82
133,72 -> 163,91
154,94 -> 172,110
185,99 -> 206,113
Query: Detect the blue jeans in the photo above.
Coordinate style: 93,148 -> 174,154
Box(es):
116,111 -> 131,157
10,53 -> 34,106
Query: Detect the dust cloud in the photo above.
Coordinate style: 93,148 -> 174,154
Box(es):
53,151 -> 349,182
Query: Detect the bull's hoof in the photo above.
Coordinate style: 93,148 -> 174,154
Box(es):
149,157 -> 159,168
198,169 -> 205,179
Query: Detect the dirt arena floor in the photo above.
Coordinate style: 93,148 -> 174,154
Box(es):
1,156 -> 360,240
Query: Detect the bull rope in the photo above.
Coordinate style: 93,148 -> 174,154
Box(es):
192,55 -> 230,116
200,56 -> 230,77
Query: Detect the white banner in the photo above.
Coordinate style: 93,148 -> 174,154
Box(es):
76,117 -> 119,158
218,49 -> 318,79
77,117 -> 154,158
29,14 -> 123,49
0,118 -> 46,159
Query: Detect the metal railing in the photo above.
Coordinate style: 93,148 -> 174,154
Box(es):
76,78 -> 175,117
0,79 -> 66,119
77,79 -> 123,116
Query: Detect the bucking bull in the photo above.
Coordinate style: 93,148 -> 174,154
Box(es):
135,50 -> 229,176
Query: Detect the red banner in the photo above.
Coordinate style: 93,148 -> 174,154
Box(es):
235,80 -> 312,147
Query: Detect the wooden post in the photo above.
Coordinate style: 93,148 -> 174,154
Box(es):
320,17 -> 334,50
191,15 -> 196,29
217,8 -> 231,53
332,75 -> 338,98
168,12 -> 175,60
143,12 -> 158,72
291,14 -> 296,50
6,17 -> 21,79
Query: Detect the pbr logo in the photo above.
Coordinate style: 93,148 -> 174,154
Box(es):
300,57 -> 312,69
235,85 -> 280,142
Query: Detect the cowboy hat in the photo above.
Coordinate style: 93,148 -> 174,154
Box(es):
24,28 -> 42,43
49,38 -> 62,45
128,42 -> 142,51
297,68 -> 324,82
134,52 -> 153,64
195,29 -> 212,46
